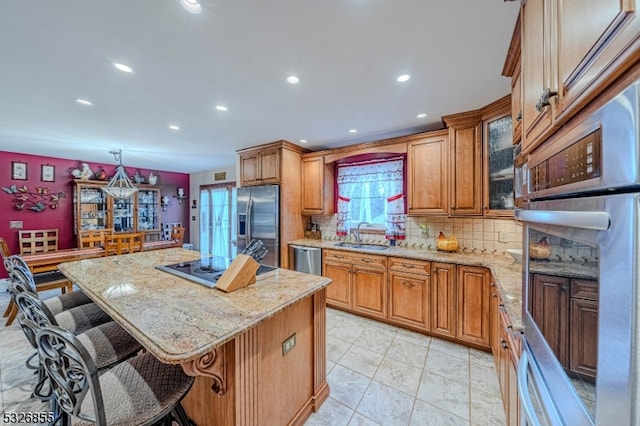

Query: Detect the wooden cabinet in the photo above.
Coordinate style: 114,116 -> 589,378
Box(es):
407,130 -> 449,215
387,257 -> 431,331
322,249 -> 387,320
237,141 -> 309,269
300,153 -> 334,215
491,283 -> 521,426
456,265 -> 491,348
442,110 -> 483,216
530,273 -> 569,366
502,13 -> 522,145
482,96 -> 515,217
73,181 -> 161,246
238,146 -> 281,186
556,0 -> 640,124
519,0 -> 640,153
530,273 -> 598,379
569,278 -> 598,379
521,0 -> 556,153
430,262 -> 457,339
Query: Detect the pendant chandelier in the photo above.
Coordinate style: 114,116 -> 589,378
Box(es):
102,150 -> 138,199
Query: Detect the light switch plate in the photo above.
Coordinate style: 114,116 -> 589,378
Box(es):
9,220 -> 23,229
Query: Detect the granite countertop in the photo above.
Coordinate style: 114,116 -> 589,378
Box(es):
290,239 -> 524,331
58,248 -> 332,364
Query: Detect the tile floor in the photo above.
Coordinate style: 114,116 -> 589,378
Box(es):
0,287 -> 506,425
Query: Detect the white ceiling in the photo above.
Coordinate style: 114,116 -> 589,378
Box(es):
0,1 -> 519,174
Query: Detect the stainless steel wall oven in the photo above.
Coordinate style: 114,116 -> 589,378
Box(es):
516,80 -> 640,425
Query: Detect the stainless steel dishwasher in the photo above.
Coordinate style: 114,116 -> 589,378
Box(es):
290,245 -> 322,276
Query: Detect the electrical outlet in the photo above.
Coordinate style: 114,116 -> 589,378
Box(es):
9,220 -> 23,229
282,333 -> 296,356
498,231 -> 509,242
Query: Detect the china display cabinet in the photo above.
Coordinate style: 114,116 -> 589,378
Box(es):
73,181 -> 162,246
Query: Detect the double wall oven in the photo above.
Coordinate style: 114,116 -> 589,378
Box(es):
516,80 -> 640,425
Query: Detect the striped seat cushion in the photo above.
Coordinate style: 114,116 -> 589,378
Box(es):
44,290 -> 93,316
54,303 -> 112,335
76,321 -> 143,370
75,352 -> 194,425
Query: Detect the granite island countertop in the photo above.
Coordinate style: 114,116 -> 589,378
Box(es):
58,248 -> 332,364
290,238 -> 524,331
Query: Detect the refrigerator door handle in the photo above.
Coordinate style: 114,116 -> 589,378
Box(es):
246,197 -> 253,246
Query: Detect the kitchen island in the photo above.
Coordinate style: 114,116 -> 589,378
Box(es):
58,248 -> 332,426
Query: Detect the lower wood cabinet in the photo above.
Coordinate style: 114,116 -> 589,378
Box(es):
491,284 -> 521,426
530,273 -> 598,379
431,262 -> 457,339
323,249 -> 387,320
387,257 -> 432,330
324,250 -> 492,350
456,265 -> 491,347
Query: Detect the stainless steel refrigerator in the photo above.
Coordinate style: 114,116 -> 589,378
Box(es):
235,184 -> 280,267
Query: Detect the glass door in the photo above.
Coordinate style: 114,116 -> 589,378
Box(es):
113,196 -> 135,233
137,189 -> 159,232
200,185 -> 236,261
78,186 -> 108,231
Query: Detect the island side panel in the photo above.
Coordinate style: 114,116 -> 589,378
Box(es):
181,291 -> 327,426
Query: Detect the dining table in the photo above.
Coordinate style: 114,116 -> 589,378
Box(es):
56,247 -> 332,426
21,239 -> 178,273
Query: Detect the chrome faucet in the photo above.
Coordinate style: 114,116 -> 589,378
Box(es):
354,222 -> 370,243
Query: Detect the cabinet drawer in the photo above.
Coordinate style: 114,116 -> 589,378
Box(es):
571,279 -> 598,301
323,249 -> 386,270
388,257 -> 431,275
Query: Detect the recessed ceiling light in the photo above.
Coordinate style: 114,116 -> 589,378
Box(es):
179,0 -> 202,14
215,105 -> 228,111
287,75 -> 300,84
300,139 -> 307,143
349,129 -> 358,133
396,74 -> 411,82
169,124 -> 180,131
75,98 -> 93,106
417,113 -> 428,118
113,63 -> 133,73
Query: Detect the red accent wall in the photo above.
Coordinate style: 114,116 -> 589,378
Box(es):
0,151 -> 190,278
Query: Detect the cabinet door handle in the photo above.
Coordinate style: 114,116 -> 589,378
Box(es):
401,281 -> 416,288
450,205 -> 456,210
401,263 -> 417,269
361,258 -> 374,263
535,88 -> 558,112
501,338 -> 508,350
560,285 -> 568,291
433,268 -> 438,273
516,110 -> 522,122
334,254 -> 345,259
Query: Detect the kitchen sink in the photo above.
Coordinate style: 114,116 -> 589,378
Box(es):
333,242 -> 389,251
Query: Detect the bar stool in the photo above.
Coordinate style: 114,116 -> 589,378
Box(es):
36,324 -> 194,426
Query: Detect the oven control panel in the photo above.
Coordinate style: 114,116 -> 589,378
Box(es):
531,129 -> 601,192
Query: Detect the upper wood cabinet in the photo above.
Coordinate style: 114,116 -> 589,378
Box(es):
519,0 -> 640,153
443,110 -> 483,216
238,146 -> 281,186
300,153 -> 334,215
407,130 -> 449,215
502,13 -> 522,145
482,96 -> 515,217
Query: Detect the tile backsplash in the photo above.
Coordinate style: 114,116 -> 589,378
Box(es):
310,215 -> 522,255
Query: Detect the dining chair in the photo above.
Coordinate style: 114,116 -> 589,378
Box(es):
79,229 -> 113,248
103,232 -> 144,256
36,324 -> 194,426
18,229 -> 59,254
1,240 -> 74,326
170,226 -> 186,247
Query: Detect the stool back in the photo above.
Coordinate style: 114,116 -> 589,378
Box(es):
103,232 -> 144,256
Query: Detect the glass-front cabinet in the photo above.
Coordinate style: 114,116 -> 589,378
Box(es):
73,181 -> 162,246
136,189 -> 160,240
483,97 -> 515,217
75,183 -> 109,232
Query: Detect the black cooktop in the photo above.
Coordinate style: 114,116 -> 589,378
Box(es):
156,258 -> 276,288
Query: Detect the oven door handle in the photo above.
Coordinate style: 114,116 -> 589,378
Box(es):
518,210 -> 610,230
518,350 -> 542,426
